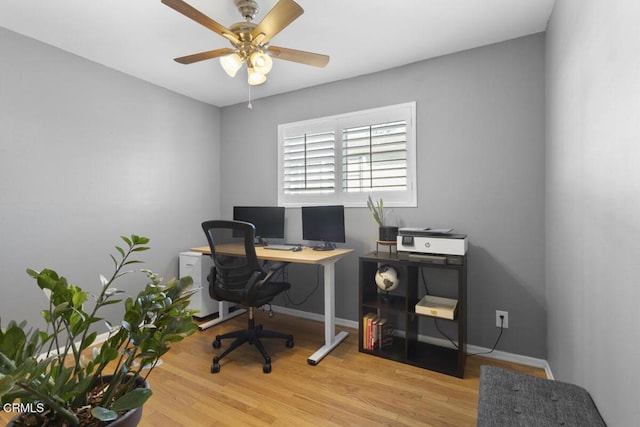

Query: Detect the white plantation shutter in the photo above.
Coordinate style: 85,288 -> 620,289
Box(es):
282,130 -> 336,195
278,102 -> 416,207
342,120 -> 408,193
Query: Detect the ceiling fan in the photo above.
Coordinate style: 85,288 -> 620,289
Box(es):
162,0 -> 330,86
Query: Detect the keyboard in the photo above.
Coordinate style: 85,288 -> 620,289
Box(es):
264,244 -> 299,251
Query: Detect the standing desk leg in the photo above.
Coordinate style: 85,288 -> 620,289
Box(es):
197,301 -> 246,331
307,261 -> 349,365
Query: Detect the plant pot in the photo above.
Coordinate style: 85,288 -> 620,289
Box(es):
378,226 -> 399,242
109,404 -> 144,427
6,375 -> 149,427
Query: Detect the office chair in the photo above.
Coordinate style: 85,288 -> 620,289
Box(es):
201,220 -> 294,374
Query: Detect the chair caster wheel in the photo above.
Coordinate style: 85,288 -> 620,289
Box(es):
263,363 -> 271,374
211,362 -> 220,373
212,338 -> 221,349
286,337 -> 294,348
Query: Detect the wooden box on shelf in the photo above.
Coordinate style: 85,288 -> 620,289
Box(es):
415,295 -> 458,320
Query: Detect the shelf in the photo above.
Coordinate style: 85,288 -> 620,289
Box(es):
362,293 -> 406,311
360,336 -> 406,362
407,341 -> 462,377
359,252 -> 467,378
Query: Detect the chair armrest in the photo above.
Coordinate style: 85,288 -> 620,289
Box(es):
268,261 -> 289,274
259,262 -> 289,284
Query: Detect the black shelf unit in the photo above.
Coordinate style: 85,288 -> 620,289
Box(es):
359,251 -> 467,378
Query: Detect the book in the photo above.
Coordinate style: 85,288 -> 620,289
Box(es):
362,313 -> 377,350
374,317 -> 394,350
415,295 -> 458,320
368,314 -> 375,350
362,314 -> 394,350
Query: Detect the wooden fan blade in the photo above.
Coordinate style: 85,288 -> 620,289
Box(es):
267,46 -> 330,68
251,0 -> 303,45
162,0 -> 240,45
174,48 -> 235,64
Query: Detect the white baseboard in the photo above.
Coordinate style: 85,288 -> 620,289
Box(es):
467,344 -> 553,378
270,305 -> 553,378
40,331 -> 113,360
270,305 -> 358,328
93,331 -> 112,346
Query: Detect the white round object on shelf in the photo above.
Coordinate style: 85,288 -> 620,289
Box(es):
375,264 -> 399,291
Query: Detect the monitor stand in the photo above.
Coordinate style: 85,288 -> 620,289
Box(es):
312,242 -> 336,251
254,236 -> 267,247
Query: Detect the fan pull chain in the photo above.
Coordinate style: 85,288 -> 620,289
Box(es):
247,85 -> 253,109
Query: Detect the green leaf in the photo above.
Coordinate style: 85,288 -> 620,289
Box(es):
112,387 -> 152,412
69,311 -> 87,335
0,324 -> 27,360
72,289 -> 88,307
91,406 -> 118,422
80,331 -> 98,351
95,345 -> 119,364
53,302 -> 69,317
0,373 -> 16,397
26,268 -> 39,279
120,235 -> 132,247
131,235 -> 150,245
180,276 -> 194,286
73,374 -> 95,397
52,366 -> 73,394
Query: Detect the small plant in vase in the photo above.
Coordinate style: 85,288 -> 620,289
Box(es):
366,196 -> 398,242
0,235 -> 198,427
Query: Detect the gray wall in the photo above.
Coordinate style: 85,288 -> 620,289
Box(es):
0,25 -> 547,362
546,1 -> 640,425
220,34 -> 546,357
0,28 -> 221,329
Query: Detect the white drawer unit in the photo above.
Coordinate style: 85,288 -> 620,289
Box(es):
179,251 -> 218,319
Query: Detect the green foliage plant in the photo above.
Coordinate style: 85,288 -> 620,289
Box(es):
0,235 -> 198,426
366,195 -> 386,227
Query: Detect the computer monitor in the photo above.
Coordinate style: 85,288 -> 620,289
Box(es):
233,206 -> 285,245
301,205 -> 346,251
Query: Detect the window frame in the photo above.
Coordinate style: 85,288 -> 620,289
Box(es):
277,102 -> 417,208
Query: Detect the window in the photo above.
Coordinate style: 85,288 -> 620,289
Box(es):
278,102 -> 416,207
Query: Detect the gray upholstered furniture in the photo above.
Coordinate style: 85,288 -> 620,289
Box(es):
477,365 -> 606,426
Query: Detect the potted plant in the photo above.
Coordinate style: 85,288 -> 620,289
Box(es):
0,235 -> 198,427
366,195 -> 398,242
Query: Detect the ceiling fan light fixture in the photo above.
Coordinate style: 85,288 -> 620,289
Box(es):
250,51 -> 273,75
220,53 -> 243,77
247,67 -> 267,85
163,0 -> 329,89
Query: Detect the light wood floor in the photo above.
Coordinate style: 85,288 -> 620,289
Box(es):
1,312 -> 545,426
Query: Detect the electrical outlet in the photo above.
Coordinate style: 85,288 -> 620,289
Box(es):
496,310 -> 509,328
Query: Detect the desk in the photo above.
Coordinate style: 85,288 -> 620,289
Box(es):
190,244 -> 353,365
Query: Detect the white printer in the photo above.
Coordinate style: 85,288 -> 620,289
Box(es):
396,228 -> 467,264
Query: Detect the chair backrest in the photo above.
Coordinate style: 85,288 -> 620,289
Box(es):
201,220 -> 264,303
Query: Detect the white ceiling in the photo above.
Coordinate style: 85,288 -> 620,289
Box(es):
0,0 -> 555,107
